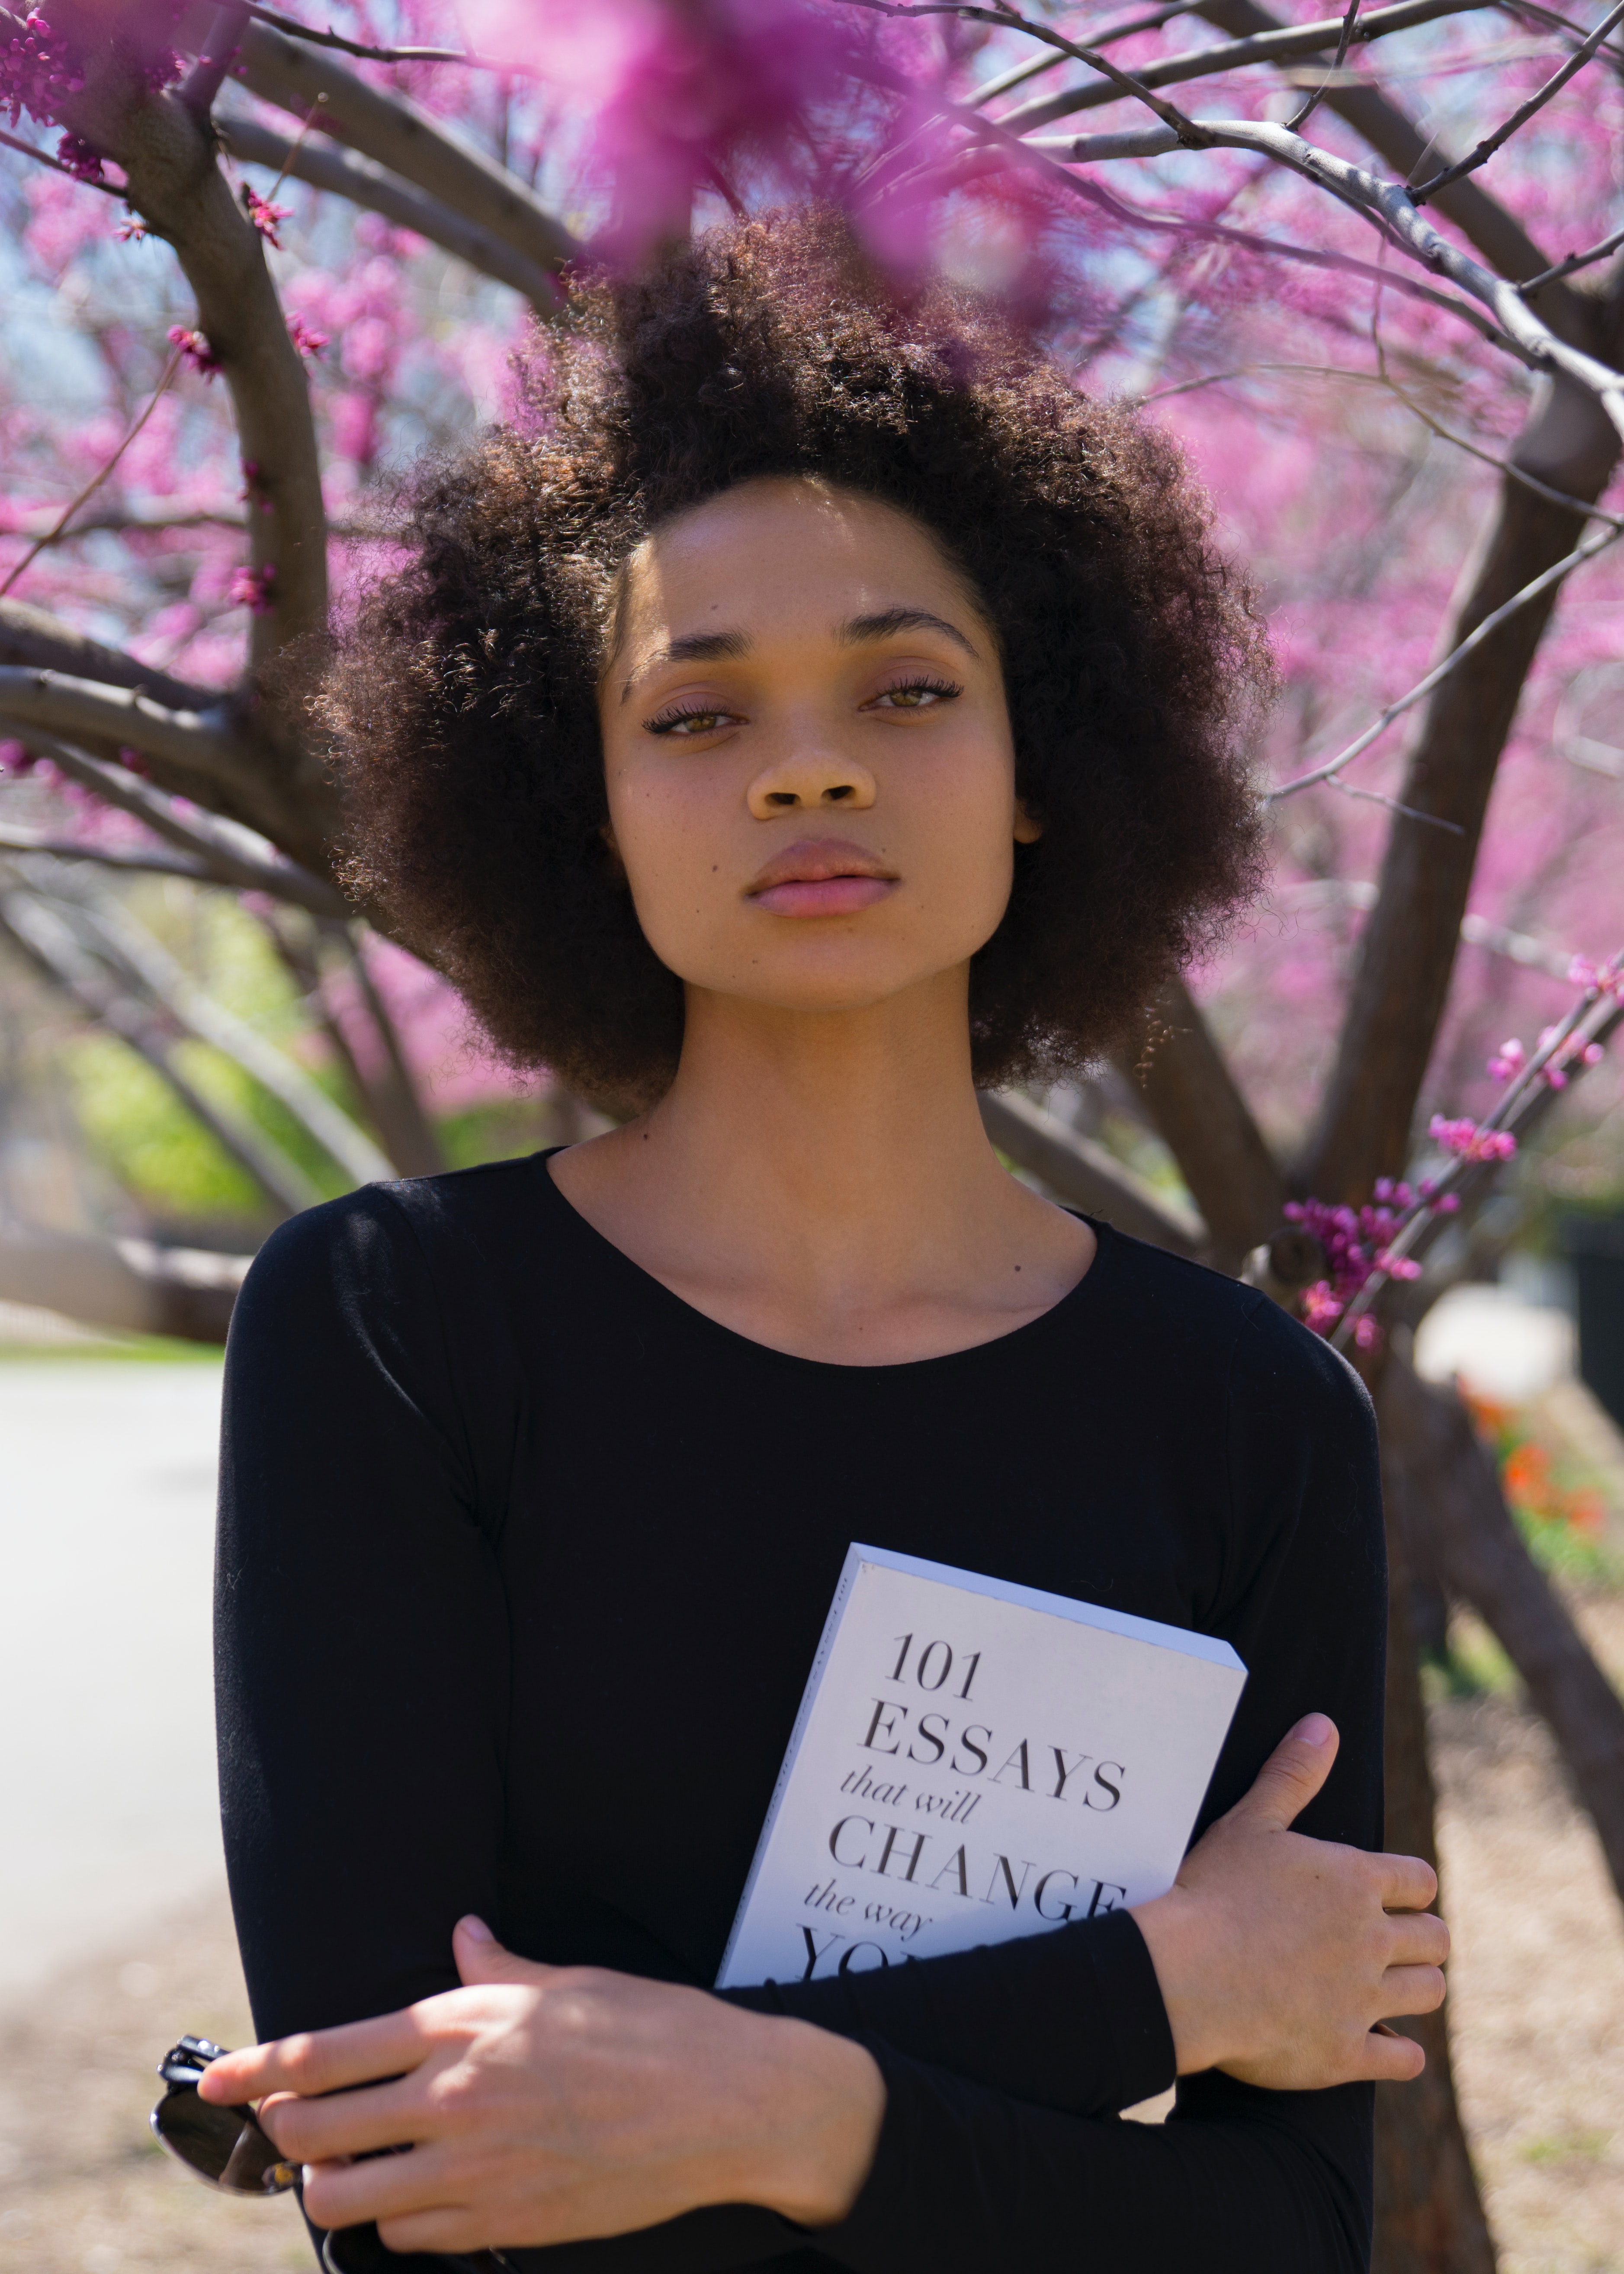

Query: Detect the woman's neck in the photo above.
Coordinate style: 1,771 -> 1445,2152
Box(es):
547,971 -> 1096,1365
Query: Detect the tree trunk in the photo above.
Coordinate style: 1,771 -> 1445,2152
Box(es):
1374,1405 -> 1499,2274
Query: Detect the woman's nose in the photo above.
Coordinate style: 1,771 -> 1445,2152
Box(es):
746,752 -> 877,819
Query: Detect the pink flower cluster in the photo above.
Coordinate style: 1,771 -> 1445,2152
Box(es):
228,561 -> 276,612
1283,1189 -> 1440,1346
55,129 -> 102,181
1428,1116 -> 1518,1162
1,12 -> 82,130
167,324 -> 219,376
242,183 -> 291,248
1569,954 -> 1624,994
286,312 -> 328,358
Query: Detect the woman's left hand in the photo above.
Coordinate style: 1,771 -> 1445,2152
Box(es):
196,1917 -> 886,2255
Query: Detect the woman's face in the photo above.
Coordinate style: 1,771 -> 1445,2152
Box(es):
599,477 -> 1035,1020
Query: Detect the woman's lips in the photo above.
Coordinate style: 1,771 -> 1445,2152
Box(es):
745,839 -> 898,918
751,875 -> 895,917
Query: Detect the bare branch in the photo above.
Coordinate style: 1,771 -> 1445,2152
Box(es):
1123,976 -> 1287,1270
998,0 -> 1492,134
0,881 -> 322,1214
0,824 -> 213,884
0,667 -> 270,802
978,1088 -> 1207,1253
0,598 -> 217,715
181,3 -> 251,117
1381,1354 -> 1624,1909
236,2 -> 543,75
1188,0 -> 1562,290
1517,219 -> 1624,293
1021,116 -> 1624,428
1287,0 -> 1364,128
50,29 -> 330,680
1268,521 -> 1623,799
1412,0 -> 1624,198
232,18 -> 579,287
77,891 -> 394,1187
0,122 -> 122,190
217,111 -> 562,311
935,129 -> 1531,356
0,344 -> 185,603
4,506 -> 247,543
4,728 -> 347,917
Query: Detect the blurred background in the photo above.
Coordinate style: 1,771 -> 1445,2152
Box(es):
1,3 -> 1622,2271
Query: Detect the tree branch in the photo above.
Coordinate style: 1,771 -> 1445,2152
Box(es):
0,823 -> 214,884
51,9 -> 331,686
1301,302 -> 1624,1200
0,597 -> 217,714
978,1088 -> 1207,1253
1122,976 -> 1287,1270
76,890 -> 393,1187
1381,1353 -> 1624,1909
0,668 -> 270,804
6,728 -> 347,917
217,110 -> 562,312
230,18 -> 579,288
0,882 -> 322,1214
1411,0 -> 1624,199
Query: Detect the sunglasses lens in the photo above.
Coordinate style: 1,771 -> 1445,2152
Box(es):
151,2084 -> 298,2194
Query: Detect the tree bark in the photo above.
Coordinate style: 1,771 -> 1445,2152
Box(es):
1381,1354 -> 1624,1905
1373,1405 -> 1497,2274
1300,352 -> 1624,1203
1121,976 -> 1287,1270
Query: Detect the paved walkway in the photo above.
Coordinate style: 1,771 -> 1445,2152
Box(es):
0,1361 -> 227,2009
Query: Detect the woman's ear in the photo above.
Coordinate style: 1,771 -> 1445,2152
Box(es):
1014,801 -> 1043,845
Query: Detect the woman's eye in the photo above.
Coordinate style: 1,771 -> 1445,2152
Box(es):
645,708 -> 739,737
865,678 -> 963,713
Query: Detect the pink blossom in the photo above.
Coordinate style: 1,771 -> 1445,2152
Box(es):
168,325 -> 221,377
1352,1317 -> 1382,1351
1428,1116 -> 1518,1162
1302,1282 -> 1344,1332
55,129 -> 102,182
242,184 -> 292,248
228,561 -> 276,613
1,12 -> 84,130
1487,1037 -> 1526,1082
286,312 -> 328,358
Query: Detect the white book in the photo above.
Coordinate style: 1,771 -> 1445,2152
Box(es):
717,1543 -> 1246,1989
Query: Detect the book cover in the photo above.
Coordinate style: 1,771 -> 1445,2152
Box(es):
717,1543 -> 1246,1989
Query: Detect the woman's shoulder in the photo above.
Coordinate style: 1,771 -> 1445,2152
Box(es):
1095,1224 -> 1374,1439
235,1154 -> 558,1336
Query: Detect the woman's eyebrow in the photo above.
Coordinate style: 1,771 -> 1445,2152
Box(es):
838,607 -> 979,659
620,629 -> 751,704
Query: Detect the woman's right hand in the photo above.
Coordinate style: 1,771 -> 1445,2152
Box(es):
1131,1713 -> 1447,2090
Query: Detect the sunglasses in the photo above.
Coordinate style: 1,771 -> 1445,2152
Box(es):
151,2034 -> 301,2194
151,2033 -> 512,2273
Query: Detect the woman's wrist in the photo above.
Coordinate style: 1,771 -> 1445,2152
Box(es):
728,2013 -> 887,2228
1130,1888 -> 1235,2078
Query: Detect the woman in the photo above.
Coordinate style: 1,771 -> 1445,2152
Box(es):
202,213 -> 1447,2274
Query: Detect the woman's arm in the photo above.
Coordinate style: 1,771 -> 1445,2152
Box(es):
217,1219 -> 1422,2273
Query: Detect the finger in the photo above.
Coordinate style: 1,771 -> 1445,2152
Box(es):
1383,1911 -> 1451,1969
257,2080 -> 422,2165
1351,2025 -> 1427,2085
379,2210 -> 493,2256
453,1914 -> 557,1989
1225,1714 -> 1339,1833
1376,1852 -> 1440,1913
299,2140 -> 462,2230
198,2011 -> 430,2105
1378,1963 -> 1447,2019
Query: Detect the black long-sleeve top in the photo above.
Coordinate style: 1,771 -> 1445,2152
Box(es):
215,1152 -> 1386,2274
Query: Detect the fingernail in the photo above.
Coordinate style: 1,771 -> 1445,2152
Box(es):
457,1914 -> 494,1942
1292,1712 -> 1335,1747
302,2166 -> 318,2190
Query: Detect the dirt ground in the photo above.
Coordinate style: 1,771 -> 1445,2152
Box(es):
3,1639 -> 1621,2274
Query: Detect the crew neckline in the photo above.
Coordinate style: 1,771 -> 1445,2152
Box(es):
528,1146 -> 1116,1376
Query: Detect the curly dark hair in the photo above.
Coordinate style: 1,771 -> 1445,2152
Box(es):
324,209 -> 1271,1105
